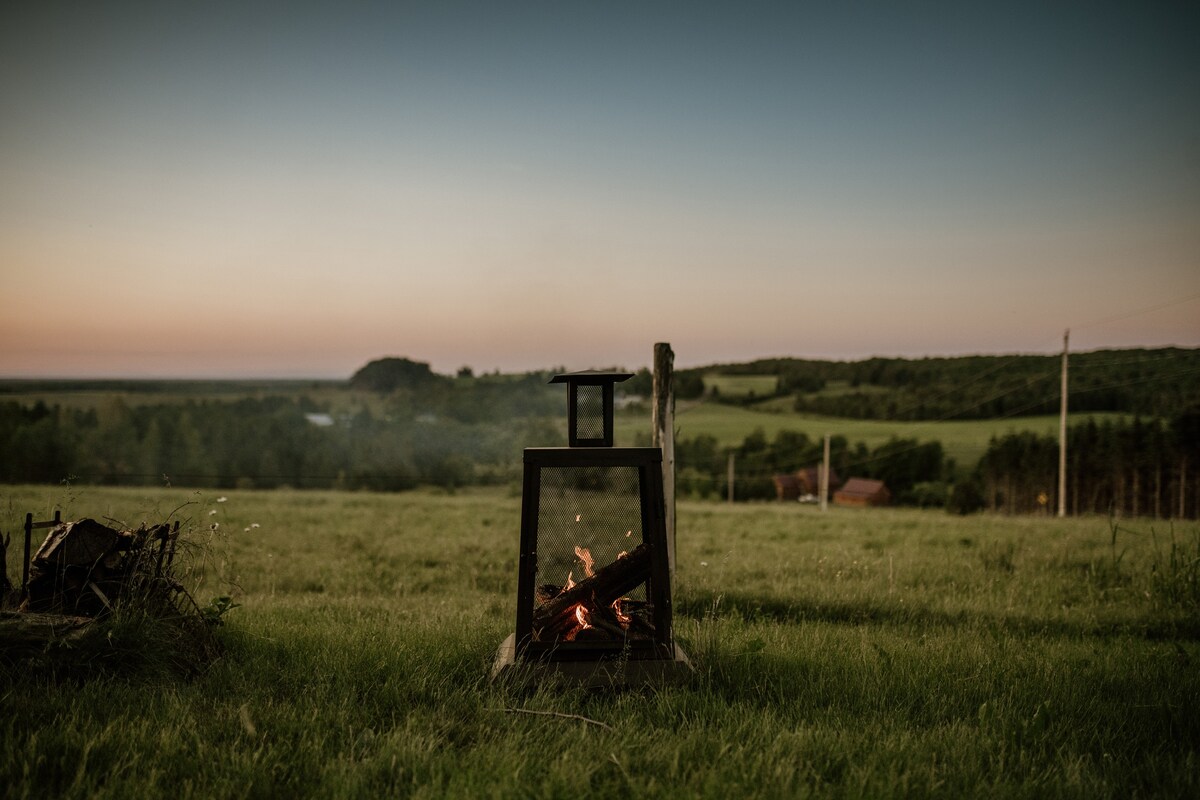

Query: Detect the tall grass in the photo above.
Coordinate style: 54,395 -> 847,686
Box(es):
2,485 -> 1197,798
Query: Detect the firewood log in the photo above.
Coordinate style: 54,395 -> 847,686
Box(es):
535,584 -> 562,606
532,544 -> 651,639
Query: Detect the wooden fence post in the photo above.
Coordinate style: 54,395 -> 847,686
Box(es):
652,343 -> 676,577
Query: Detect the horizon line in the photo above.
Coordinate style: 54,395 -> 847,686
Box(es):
2,342 -> 1197,382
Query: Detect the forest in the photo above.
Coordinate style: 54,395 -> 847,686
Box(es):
0,364 -> 563,492
688,347 -> 1200,420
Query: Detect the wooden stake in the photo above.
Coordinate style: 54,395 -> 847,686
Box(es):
1058,329 -> 1068,517
820,433 -> 830,512
652,343 -> 676,576
727,452 -> 735,504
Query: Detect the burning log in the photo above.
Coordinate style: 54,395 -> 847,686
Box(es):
535,584 -> 562,606
586,604 -> 632,638
532,543 -> 652,640
614,599 -> 656,638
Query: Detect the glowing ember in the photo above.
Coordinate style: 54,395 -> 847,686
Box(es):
574,604 -> 591,628
612,598 -> 632,625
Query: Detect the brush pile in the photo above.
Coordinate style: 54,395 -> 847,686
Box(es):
1,518 -> 222,678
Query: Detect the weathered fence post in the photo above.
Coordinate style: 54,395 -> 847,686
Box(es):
652,343 -> 676,576
727,452 -> 735,504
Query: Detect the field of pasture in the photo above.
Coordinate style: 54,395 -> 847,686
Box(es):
621,401 -> 1126,469
2,485 -> 1197,798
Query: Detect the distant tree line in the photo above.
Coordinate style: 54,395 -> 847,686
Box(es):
684,348 -> 1200,421
0,370 -> 564,491
657,407 -> 1200,519
972,409 -> 1200,518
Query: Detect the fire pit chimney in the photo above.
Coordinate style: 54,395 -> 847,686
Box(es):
549,370 -> 631,448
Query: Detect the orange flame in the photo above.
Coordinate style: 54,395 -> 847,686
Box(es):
574,545 -> 595,577
612,598 -> 632,626
564,571 -> 575,591
574,604 -> 591,628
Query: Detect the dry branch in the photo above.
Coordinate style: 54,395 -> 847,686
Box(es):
500,707 -> 614,731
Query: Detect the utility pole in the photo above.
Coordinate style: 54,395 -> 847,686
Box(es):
727,452 -> 735,504
1058,329 -> 1069,518
820,433 -> 830,512
652,343 -> 676,576
1181,457 -> 1187,520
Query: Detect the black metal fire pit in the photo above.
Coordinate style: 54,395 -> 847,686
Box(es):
492,370 -> 690,685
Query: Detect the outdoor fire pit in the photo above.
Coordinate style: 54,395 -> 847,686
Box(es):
492,370 -> 690,685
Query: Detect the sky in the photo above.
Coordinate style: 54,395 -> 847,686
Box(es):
2,1 -> 1198,378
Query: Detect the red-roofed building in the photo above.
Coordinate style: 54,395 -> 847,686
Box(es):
773,466 -> 841,502
833,478 -> 891,507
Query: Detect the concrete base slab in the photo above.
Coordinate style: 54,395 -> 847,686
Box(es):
490,633 -> 693,689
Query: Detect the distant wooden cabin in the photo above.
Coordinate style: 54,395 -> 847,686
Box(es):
833,477 -> 891,507
773,473 -> 804,501
773,466 -> 841,501
796,466 -> 839,495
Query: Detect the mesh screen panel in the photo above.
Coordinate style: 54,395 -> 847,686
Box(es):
574,384 -> 605,441
531,465 -> 648,642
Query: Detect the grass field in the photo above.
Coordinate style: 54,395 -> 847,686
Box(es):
620,402 -> 1129,469
701,374 -> 779,399
2,484 -> 1196,798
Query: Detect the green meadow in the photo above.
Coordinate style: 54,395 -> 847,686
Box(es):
621,401 -> 1126,469
700,373 -> 780,399
2,484 -> 1196,798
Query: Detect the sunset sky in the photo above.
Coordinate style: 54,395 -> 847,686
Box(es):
2,2 -> 1198,378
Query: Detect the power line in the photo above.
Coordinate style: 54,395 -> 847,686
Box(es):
1071,290 -> 1200,331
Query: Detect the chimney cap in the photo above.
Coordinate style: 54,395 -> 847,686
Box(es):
548,370 -> 633,384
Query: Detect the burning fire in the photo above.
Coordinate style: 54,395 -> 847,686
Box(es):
533,541 -> 652,643
574,545 -> 595,577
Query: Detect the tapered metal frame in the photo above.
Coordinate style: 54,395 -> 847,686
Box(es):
516,446 -> 674,661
